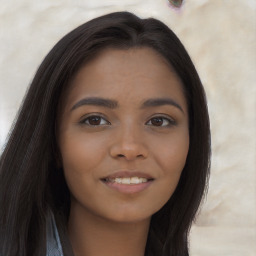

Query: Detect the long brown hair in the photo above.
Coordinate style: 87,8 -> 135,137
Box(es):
0,11 -> 211,256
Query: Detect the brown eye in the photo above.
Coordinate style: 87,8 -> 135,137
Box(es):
88,116 -> 101,125
147,116 -> 176,127
80,115 -> 110,126
151,117 -> 164,126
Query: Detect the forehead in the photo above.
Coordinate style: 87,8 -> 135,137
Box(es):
61,47 -> 187,111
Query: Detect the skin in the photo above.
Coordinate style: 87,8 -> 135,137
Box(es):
57,47 -> 189,256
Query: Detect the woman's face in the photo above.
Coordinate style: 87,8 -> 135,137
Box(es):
57,47 -> 189,224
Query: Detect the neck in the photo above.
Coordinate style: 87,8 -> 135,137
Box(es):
68,204 -> 150,256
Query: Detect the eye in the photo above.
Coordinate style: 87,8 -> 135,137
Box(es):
80,115 -> 110,126
146,116 -> 176,127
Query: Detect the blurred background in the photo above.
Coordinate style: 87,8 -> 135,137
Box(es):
0,0 -> 255,255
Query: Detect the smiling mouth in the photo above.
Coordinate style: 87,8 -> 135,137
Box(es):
103,176 -> 154,185
101,172 -> 154,194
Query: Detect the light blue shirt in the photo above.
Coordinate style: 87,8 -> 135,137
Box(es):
46,212 -> 64,256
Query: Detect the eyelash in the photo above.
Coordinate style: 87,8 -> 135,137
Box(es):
79,114 -> 176,127
147,116 -> 176,127
79,115 -> 110,126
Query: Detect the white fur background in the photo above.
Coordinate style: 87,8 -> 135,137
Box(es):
0,0 -> 255,255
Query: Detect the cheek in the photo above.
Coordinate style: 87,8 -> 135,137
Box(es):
60,132 -> 104,166
151,130 -> 189,200
59,133 -> 109,205
154,131 -> 189,174
59,133 -> 108,180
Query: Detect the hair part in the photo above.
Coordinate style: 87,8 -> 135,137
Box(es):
0,11 -> 210,256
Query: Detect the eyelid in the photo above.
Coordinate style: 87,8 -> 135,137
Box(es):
78,113 -> 176,127
79,113 -> 111,126
146,115 -> 176,127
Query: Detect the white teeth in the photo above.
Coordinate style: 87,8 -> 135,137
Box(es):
130,177 -> 140,184
110,177 -> 149,185
115,178 -> 122,183
122,178 -> 130,184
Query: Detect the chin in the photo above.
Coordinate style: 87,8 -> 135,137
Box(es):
102,206 -> 156,224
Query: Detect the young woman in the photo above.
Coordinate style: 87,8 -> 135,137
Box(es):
0,11 -> 211,256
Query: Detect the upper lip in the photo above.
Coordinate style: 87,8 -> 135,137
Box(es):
102,170 -> 154,180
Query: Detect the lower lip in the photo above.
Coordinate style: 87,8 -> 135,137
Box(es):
102,180 -> 153,194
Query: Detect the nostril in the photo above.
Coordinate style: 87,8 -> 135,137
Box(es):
117,153 -> 144,159
110,143 -> 148,160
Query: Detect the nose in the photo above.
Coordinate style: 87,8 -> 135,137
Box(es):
109,126 -> 148,161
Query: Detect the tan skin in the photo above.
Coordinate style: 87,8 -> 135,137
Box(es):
57,47 -> 189,256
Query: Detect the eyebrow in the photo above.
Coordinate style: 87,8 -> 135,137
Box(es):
71,97 -> 184,113
141,98 -> 184,113
71,97 -> 118,110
